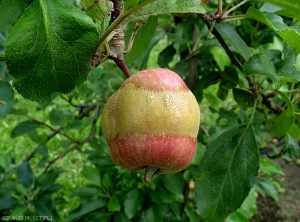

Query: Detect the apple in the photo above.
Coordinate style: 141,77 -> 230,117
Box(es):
102,68 -> 200,181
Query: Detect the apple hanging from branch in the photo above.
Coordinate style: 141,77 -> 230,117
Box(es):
102,68 -> 200,181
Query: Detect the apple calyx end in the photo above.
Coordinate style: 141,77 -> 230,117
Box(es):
144,166 -> 160,182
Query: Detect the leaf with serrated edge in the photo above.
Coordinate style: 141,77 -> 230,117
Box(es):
260,0 -> 300,20
0,0 -> 29,32
284,134 -> 300,159
125,16 -> 157,64
244,54 -> 279,81
195,124 -> 259,222
81,0 -> 113,22
278,46 -> 300,79
126,0 -> 207,22
289,123 -> 300,141
246,7 -> 300,55
5,0 -> 99,102
295,54 -> 300,71
215,23 -> 252,61
270,91 -> 294,137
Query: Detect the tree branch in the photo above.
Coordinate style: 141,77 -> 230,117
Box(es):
199,13 -> 283,114
111,57 -> 132,78
92,0 -> 132,78
80,104 -> 101,144
27,116 -> 80,144
185,24 -> 200,91
108,0 -> 132,78
24,103 -> 97,162
39,145 -> 80,177
39,104 -> 102,176
23,128 -> 62,162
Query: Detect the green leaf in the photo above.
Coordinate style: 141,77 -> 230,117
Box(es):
66,199 -> 106,221
0,80 -> 14,101
125,16 -> 158,64
194,72 -> 221,103
205,92 -> 220,111
145,205 -> 163,222
217,85 -> 229,101
101,171 -> 113,189
191,143 -> 207,165
49,109 -> 72,127
288,123 -> 300,141
28,130 -> 47,144
0,196 -> 16,210
246,7 -> 300,55
33,195 -> 60,220
149,186 -> 183,204
108,195 -> 121,212
38,168 -> 63,187
0,100 -> 18,118
220,67 -> 239,90
38,158 -> 48,169
195,124 -> 259,222
208,125 -> 238,144
107,77 -> 124,92
43,184 -> 63,196
70,186 -> 101,199
82,165 -> 101,186
220,80 -> 235,91
124,189 -> 145,219
226,189 -> 257,220
114,212 -> 132,222
260,2 -> 288,16
259,158 -> 284,176
132,30 -> 164,70
11,206 -> 27,217
0,0 -> 29,32
260,0 -> 300,20
295,54 -> 300,71
210,47 -> 231,72
170,202 -> 181,220
158,44 -> 176,68
11,120 -> 40,138
244,54 -> 279,81
37,145 -> 48,157
15,183 -> 28,196
184,205 -> 200,222
126,0 -> 207,22
270,91 -> 294,137
283,134 -> 300,163
256,179 -> 278,201
232,88 -> 255,108
225,211 -> 248,222
5,0 -> 99,102
0,152 -> 11,169
17,162 -> 34,188
215,23 -> 252,61
160,172 -> 184,194
89,156 -> 116,170
81,0 -> 113,22
278,46 -> 300,81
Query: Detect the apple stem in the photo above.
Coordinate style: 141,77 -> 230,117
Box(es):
144,166 -> 160,182
112,58 -> 132,78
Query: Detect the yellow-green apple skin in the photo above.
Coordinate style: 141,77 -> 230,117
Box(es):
102,68 -> 200,180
